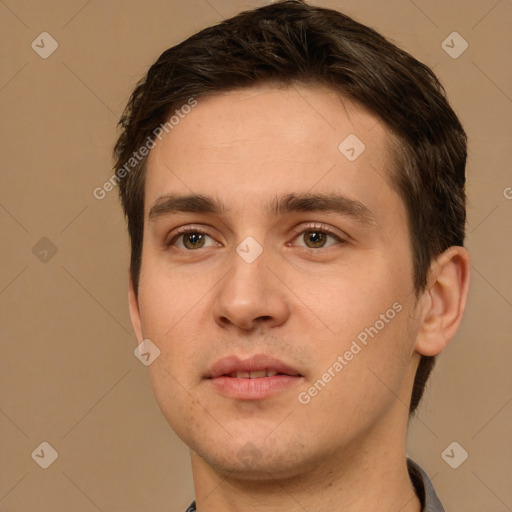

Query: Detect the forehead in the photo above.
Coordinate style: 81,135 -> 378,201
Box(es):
144,84 -> 399,220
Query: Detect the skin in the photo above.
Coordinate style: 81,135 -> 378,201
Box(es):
128,84 -> 470,512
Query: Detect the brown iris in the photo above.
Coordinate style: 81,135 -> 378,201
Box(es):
303,230 -> 327,248
183,233 -> 206,249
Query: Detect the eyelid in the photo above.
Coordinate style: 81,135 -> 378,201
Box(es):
166,224 -> 217,247
288,222 -> 349,245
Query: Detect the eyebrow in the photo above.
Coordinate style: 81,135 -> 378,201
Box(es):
148,192 -> 376,226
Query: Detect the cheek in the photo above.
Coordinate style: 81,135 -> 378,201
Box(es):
136,281 -> 203,399
137,260 -> 204,336
145,359 -> 206,446
289,257 -> 404,337
301,307 -> 415,430
291,263 -> 415,397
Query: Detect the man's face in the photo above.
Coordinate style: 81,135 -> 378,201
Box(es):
131,84 -> 423,478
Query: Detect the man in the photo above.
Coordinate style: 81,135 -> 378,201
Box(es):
113,1 -> 470,510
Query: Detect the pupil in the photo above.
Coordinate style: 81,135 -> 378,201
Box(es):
306,231 -> 325,248
185,233 -> 204,248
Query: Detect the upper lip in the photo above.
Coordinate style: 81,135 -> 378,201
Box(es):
206,354 -> 302,379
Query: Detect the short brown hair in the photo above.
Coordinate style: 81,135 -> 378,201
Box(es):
113,0 -> 467,415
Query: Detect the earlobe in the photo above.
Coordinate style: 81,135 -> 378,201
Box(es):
128,273 -> 144,344
414,246 -> 471,357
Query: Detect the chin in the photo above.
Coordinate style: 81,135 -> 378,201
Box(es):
202,452 -> 308,481
191,433 -> 324,481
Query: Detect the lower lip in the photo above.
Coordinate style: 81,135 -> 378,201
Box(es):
207,375 -> 303,400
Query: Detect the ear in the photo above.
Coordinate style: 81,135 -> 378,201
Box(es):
128,272 -> 144,344
414,246 -> 471,357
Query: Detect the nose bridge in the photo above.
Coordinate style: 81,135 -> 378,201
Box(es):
234,236 -> 270,290
225,237 -> 272,308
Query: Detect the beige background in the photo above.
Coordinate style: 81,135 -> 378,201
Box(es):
0,0 -> 511,511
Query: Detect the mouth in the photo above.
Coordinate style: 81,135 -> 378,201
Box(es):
223,369 -> 297,378
206,354 -> 303,400
206,353 -> 302,379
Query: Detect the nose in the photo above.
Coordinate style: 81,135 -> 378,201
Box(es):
211,244 -> 290,332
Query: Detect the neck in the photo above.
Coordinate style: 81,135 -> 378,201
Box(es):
189,401 -> 421,512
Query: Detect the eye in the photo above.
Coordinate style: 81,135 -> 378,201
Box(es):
166,223 -> 347,252
167,226 -> 219,250
290,223 -> 346,249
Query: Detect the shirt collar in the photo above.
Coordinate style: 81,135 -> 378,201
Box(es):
407,458 -> 445,512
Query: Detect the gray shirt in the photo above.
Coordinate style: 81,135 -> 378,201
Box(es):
184,458 -> 444,512
407,458 -> 445,512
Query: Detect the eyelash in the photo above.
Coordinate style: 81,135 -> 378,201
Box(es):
166,223 -> 346,250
